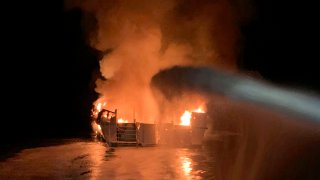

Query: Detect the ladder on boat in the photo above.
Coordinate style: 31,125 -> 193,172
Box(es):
110,123 -> 138,147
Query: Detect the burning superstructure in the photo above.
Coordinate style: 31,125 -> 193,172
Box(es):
92,103 -> 208,147
159,107 -> 208,146
91,103 -> 157,147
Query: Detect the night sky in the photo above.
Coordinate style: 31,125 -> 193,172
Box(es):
239,0 -> 320,92
1,2 -> 101,144
1,0 -> 319,146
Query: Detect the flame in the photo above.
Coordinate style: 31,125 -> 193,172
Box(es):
91,101 -> 108,118
97,103 -> 102,112
95,101 -> 107,113
179,106 -> 206,126
103,113 -> 108,118
180,110 -> 192,126
92,121 -> 103,136
117,118 -> 129,124
91,101 -> 108,134
193,107 -> 205,113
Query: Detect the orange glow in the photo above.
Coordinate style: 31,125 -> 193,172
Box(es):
181,157 -> 192,176
193,107 -> 205,113
179,106 -> 206,126
95,101 -> 107,113
180,110 -> 192,126
97,103 -> 102,112
103,113 -> 108,118
117,118 -> 129,124
92,121 -> 103,136
91,101 -> 107,118
91,101 -> 107,134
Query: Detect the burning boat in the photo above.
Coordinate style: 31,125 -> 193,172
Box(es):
159,111 -> 208,147
92,105 -> 208,147
94,108 -> 157,147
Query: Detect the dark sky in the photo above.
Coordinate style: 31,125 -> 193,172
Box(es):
1,0 -> 319,145
239,0 -> 320,92
1,1 -> 100,144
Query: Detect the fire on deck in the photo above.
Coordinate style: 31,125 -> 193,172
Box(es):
93,108 -> 208,147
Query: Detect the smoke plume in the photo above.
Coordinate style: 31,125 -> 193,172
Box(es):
66,0 -> 253,123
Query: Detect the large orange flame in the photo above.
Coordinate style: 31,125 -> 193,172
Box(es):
180,110 -> 192,126
91,101 -> 107,117
179,106 -> 205,126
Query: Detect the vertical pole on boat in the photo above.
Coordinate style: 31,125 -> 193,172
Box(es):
106,110 -> 110,146
133,107 -> 136,123
115,109 -> 117,144
108,115 -> 110,146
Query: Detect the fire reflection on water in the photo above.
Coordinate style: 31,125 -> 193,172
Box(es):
176,150 -> 205,180
0,140 -> 211,179
181,157 -> 192,177
87,142 -> 106,180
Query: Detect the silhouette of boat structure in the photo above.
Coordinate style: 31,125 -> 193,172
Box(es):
95,109 -> 208,147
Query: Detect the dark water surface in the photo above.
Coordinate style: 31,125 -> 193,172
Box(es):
0,139 -> 215,179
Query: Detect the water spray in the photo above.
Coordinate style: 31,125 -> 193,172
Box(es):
152,66 -> 320,123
